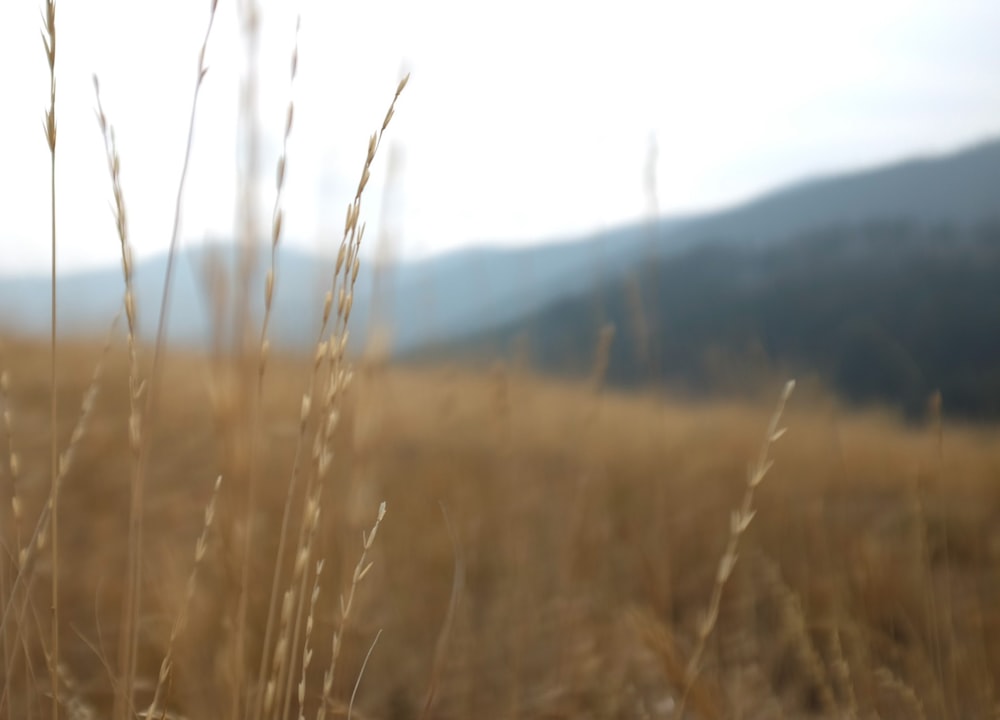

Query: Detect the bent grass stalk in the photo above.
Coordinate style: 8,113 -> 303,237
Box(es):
316,502 -> 387,720
347,628 -> 382,720
675,379 -> 795,718
418,505 -> 464,720
142,475 -> 223,720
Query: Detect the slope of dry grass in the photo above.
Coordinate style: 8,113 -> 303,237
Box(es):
2,335 -> 999,719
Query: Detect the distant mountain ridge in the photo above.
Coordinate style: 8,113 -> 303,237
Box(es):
413,138 -> 1000,419
3,136 -> 1000,379
684,137 -> 1000,245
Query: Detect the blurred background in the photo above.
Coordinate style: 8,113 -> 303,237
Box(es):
2,0 -> 1000,417
6,4 -> 1000,717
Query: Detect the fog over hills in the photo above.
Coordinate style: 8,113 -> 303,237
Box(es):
418,138 -> 1000,419
0,223 -> 680,353
3,137 -> 1000,408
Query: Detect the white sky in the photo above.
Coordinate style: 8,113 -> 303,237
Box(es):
1,0 -> 1000,275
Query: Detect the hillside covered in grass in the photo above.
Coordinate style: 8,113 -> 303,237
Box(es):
3,338 -> 1000,718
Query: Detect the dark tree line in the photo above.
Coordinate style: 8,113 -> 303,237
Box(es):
431,221 -> 1000,420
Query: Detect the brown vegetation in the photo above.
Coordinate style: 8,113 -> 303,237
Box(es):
2,334 -> 1000,718
5,4 -> 999,718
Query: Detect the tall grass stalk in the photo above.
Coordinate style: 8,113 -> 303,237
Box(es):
316,502 -> 387,720
226,0 -> 264,711
676,378 -> 795,718
41,2 -> 59,716
116,3 -> 218,718
143,475 -> 224,720
237,16 -> 301,718
94,69 -> 146,720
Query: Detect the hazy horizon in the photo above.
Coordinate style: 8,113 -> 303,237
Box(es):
1,129 -> 999,282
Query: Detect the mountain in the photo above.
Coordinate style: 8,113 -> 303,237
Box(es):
3,136 -> 1000,411
427,219 -> 1000,418
0,244 -> 326,350
663,136 -> 1000,248
413,138 -> 1000,419
0,221 -> 685,353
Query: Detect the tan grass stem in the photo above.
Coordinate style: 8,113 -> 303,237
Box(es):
316,502 -> 386,720
418,505 -> 464,720
347,628 -> 381,720
143,475 -> 223,720
239,18 -> 301,716
94,73 -> 150,720
121,3 -> 218,717
41,2 -> 59,715
295,560 -> 323,720
675,379 -> 795,718
0,313 -> 121,709
0,366 -> 27,715
257,15 -> 300,372
277,491 -> 323,720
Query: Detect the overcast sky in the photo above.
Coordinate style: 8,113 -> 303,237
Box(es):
2,0 -> 1000,276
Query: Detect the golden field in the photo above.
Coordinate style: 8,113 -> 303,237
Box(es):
7,5 -> 1000,717
2,335 -> 1000,719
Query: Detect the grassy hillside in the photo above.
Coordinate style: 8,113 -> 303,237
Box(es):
3,337 -> 1000,718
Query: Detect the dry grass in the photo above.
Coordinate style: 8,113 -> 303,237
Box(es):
5,5 -> 1000,719
2,3 -> 407,715
2,335 -> 1000,718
